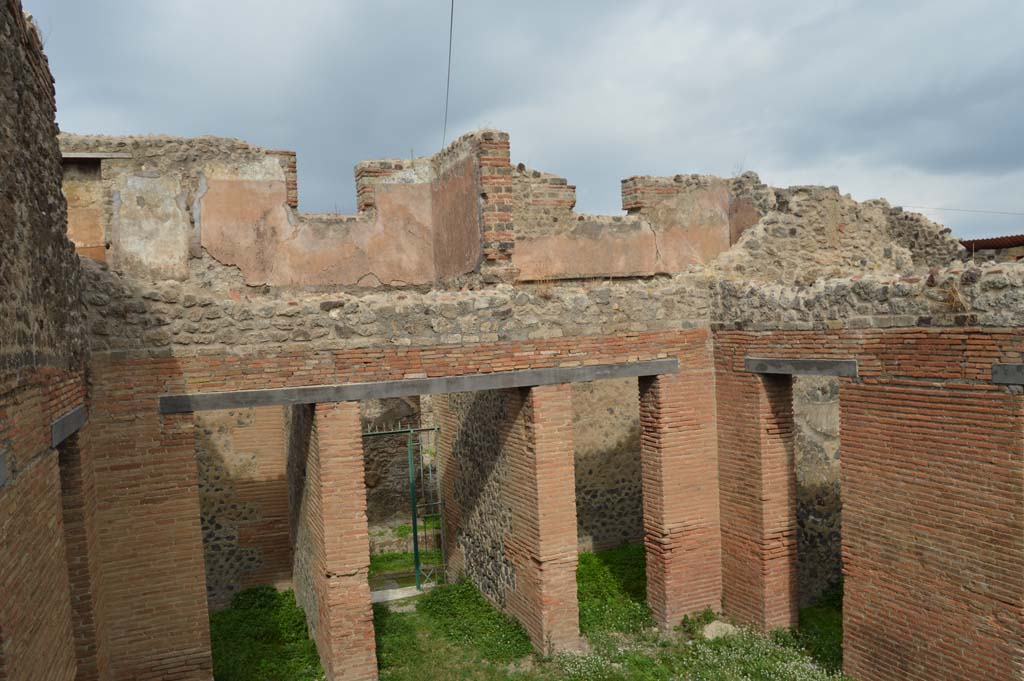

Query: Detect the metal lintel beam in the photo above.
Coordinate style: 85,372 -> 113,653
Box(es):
744,357 -> 858,378
992,363 -> 1024,385
159,357 -> 679,414
51,405 -> 88,448
61,151 -> 133,159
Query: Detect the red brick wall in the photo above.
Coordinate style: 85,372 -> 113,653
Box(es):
78,324 -> 1024,679
86,328 -> 710,676
842,381 -> 1024,680
639,368 -> 721,630
288,405 -> 321,642
0,368 -> 87,680
58,427 -> 107,680
715,366 -> 798,629
477,132 -> 514,269
715,328 -> 1024,680
88,359 -> 211,679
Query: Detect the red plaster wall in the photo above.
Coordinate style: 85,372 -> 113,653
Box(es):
431,151 -> 483,279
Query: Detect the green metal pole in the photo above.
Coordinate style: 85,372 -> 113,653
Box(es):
408,430 -> 422,590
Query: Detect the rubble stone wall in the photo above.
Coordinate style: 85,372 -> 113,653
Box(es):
436,390 -> 518,603
792,375 -> 841,606
196,407 -> 290,611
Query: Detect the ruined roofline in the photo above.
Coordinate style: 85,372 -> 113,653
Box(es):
59,128 -> 950,232
59,127 -> 965,288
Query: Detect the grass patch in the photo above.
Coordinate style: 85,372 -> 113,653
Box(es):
791,587 -> 844,673
209,586 -> 322,681
391,517 -> 442,541
577,544 -> 654,635
393,524 -> 412,539
369,549 -> 442,576
415,578 -> 533,663
214,555 -> 846,681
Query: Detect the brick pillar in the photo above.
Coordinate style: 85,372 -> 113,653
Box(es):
639,371 -> 721,629
311,402 -> 376,681
717,371 -> 797,629
505,384 -> 580,654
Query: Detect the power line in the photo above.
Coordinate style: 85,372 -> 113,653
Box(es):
902,205 -> 1024,218
441,0 -> 454,149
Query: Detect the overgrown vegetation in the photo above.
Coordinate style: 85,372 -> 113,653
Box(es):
369,549 -> 443,576
213,548 -> 846,680
576,543 -> 653,635
415,578 -> 534,662
786,585 -> 844,673
208,587 -> 323,681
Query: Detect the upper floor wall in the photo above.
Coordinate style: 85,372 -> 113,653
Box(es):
61,129 -> 967,292
60,133 -> 490,287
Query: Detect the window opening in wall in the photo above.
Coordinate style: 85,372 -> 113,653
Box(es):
362,398 -> 444,599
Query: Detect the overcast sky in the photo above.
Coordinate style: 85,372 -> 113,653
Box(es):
25,0 -> 1024,238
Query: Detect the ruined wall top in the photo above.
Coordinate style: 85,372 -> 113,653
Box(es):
56,121 -> 1012,364
61,127 -> 966,297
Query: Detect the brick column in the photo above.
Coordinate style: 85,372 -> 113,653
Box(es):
639,371 -> 721,629
311,402 -> 376,681
717,370 -> 797,629
505,384 -> 580,654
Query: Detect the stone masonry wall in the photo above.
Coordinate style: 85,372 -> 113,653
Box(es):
196,407 -> 290,611
0,3 -> 90,680
572,378 -> 643,552
436,390 -> 517,604
792,375 -> 841,606
1,5 -> 85,375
